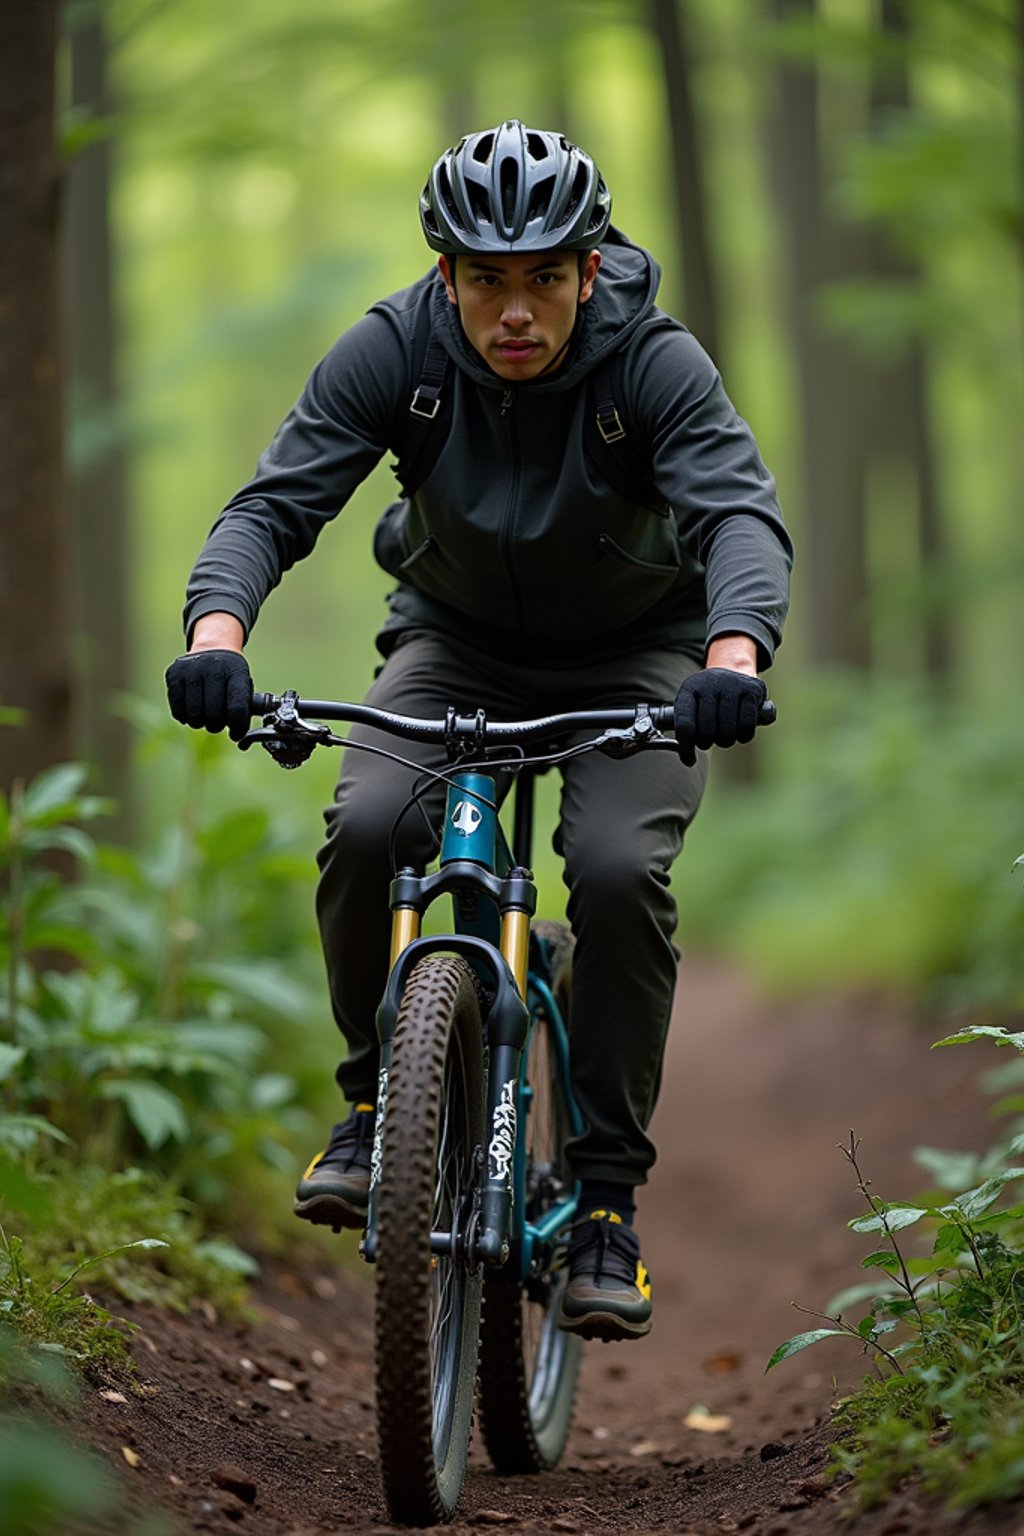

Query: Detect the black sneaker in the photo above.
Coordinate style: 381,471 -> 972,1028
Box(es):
557,1209 -> 653,1341
294,1104 -> 375,1232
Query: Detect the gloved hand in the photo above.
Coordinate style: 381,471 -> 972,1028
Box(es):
674,668 -> 767,767
165,649 -> 253,741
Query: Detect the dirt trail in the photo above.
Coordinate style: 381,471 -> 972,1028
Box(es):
69,962 -> 1024,1535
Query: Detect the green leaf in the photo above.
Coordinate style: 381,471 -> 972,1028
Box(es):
912,1145 -> 979,1192
849,1204 -> 930,1234
933,1222 -> 967,1255
0,1115 -> 72,1152
195,1239 -> 260,1276
856,1314 -> 877,1338
100,1080 -> 188,1149
21,763 -> 88,821
933,1025 -> 1024,1054
0,1045 -> 25,1084
825,1279 -> 900,1316
947,1171 -> 1024,1221
861,1250 -> 900,1272
765,1328 -> 848,1373
55,1238 -> 170,1293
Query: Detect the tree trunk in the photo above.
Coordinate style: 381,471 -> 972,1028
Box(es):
868,0 -> 951,678
66,7 -> 133,822
649,0 -> 721,362
767,0 -> 871,669
0,2 -> 75,792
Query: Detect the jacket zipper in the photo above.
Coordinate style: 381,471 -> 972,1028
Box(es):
499,391 -> 527,631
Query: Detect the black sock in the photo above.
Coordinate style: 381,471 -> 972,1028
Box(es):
578,1180 -> 636,1226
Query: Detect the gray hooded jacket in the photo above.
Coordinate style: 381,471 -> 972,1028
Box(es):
183,228 -> 792,668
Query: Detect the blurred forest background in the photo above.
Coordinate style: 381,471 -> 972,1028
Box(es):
1,4 -> 1022,1521
1,0 -> 1023,1298
0,6 -> 1022,1519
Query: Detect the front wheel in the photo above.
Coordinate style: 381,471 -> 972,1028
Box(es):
374,955 -> 485,1525
478,920 -> 580,1473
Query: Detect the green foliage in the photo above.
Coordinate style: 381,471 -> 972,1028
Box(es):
0,739 -> 322,1233
681,675 -> 1024,1013
768,1029 -> 1024,1511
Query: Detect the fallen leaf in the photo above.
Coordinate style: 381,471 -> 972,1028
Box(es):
268,1377 -> 296,1393
703,1350 -> 742,1375
630,1439 -> 660,1457
100,1389 -> 128,1403
683,1407 -> 733,1433
239,1358 -> 257,1375
310,1349 -> 328,1369
312,1275 -> 336,1300
121,1447 -> 141,1468
591,1425 -> 609,1440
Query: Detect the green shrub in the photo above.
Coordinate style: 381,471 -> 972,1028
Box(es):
681,675 -> 1024,1013
768,1025 -> 1024,1510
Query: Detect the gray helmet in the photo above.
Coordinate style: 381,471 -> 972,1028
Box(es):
420,119 -> 611,255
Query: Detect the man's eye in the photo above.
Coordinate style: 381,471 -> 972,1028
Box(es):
535,273 -> 561,286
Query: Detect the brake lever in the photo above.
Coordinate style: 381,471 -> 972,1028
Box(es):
237,688 -> 336,767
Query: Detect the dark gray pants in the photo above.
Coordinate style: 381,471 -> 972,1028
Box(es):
315,631 -> 707,1186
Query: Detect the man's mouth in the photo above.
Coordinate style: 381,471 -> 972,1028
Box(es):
496,339 -> 540,355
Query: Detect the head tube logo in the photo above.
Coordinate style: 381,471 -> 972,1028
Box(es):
451,800 -> 483,837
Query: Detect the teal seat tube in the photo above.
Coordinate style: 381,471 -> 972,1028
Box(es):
440,771 -> 496,867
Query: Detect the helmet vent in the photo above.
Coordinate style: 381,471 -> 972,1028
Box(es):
499,157 -> 519,226
472,134 -> 493,164
525,132 -> 547,161
527,176 -> 556,222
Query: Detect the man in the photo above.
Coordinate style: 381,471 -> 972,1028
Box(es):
166,120 -> 792,1342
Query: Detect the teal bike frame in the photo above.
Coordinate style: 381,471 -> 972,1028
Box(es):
362,764 -> 584,1280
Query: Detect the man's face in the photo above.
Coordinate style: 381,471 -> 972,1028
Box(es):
438,249 -> 601,382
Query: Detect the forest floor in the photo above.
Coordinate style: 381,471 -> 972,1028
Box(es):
59,961 -> 1024,1535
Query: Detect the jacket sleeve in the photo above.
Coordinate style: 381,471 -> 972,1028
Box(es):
182,309 -> 408,643
628,325 -> 793,669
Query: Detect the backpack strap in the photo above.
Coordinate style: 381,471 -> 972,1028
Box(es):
392,328 -> 452,499
394,323 -> 668,515
586,354 -> 670,516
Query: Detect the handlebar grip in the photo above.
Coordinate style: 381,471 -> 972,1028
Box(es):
651,698 -> 776,732
251,691 -> 276,716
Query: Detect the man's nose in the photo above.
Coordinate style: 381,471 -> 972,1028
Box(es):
501,290 -> 532,327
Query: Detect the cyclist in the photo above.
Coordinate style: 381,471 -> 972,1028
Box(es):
166,120 -> 792,1343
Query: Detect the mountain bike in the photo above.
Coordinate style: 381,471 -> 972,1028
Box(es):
240,687 -> 772,1526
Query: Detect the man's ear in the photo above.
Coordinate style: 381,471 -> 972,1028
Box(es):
438,255 -> 458,306
579,250 -> 601,304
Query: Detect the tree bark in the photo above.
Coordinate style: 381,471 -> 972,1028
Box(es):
650,0 -> 721,362
0,2 -> 75,792
868,0 -> 951,678
767,0 -> 871,668
66,8 -> 133,821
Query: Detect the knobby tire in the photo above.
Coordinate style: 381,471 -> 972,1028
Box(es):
374,955 -> 485,1525
478,920 -> 580,1473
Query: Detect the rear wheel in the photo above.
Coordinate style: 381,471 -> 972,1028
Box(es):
374,955 -> 485,1525
478,921 -> 580,1473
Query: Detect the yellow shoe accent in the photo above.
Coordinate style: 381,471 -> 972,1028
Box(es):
587,1208 -> 623,1224
302,1149 -> 326,1180
636,1261 -> 652,1301
355,1102 -> 375,1113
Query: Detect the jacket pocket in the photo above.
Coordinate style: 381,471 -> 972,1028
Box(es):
398,534 -> 437,573
596,531 -> 679,576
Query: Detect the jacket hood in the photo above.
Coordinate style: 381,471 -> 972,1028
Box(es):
428,225 -> 661,394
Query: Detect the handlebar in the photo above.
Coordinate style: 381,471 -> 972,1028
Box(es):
242,689 -> 775,765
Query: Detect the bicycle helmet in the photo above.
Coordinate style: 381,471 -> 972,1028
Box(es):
420,119 -> 611,255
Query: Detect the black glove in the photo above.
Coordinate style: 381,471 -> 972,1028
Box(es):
674,668 -> 767,767
165,649 -> 253,742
